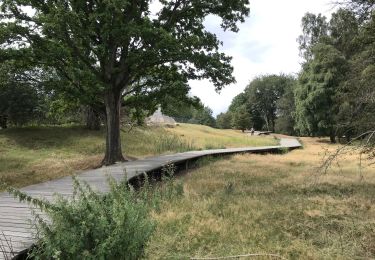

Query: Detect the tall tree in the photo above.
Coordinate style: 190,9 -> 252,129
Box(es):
232,105 -> 250,132
295,7 -> 374,142
190,106 -> 216,127
330,9 -> 359,58
1,0 -> 250,165
335,10 -> 375,139
229,92 -> 262,129
226,75 -> 295,132
216,112 -> 233,129
245,75 -> 291,131
294,43 -> 348,142
275,78 -> 297,135
298,13 -> 329,61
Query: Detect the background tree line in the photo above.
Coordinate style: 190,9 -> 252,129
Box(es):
295,1 -> 375,143
218,0 -> 375,143
216,74 -> 296,134
0,65 -> 216,129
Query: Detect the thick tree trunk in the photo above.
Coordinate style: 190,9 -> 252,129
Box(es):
85,106 -> 101,130
0,115 -> 7,129
102,90 -> 125,165
330,131 -> 336,143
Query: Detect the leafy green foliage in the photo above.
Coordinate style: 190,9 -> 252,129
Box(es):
330,9 -> 360,57
335,10 -> 375,138
226,74 -> 296,132
0,82 -> 40,127
0,60 -> 92,128
0,62 -> 44,127
339,0 -> 375,21
275,82 -> 297,135
1,0 -> 250,164
295,43 -> 348,141
189,106 -> 216,127
216,112 -> 233,129
162,98 -> 216,127
7,174 -> 183,259
161,96 -> 201,122
296,4 -> 374,143
245,75 -> 294,131
231,105 -> 250,132
298,13 -> 329,61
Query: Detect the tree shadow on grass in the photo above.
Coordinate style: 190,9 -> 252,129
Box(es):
0,156 -> 29,172
0,126 -> 105,152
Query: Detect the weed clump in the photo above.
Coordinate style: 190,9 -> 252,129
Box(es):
7,171 -> 183,259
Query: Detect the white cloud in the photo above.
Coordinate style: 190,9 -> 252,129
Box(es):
189,0 -> 336,116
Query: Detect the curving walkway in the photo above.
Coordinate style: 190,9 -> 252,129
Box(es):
0,138 -> 301,259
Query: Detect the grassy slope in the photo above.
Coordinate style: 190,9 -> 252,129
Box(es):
145,138 -> 375,259
0,124 -> 276,189
167,123 -> 275,149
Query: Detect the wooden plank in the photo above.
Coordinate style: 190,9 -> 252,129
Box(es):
0,231 -> 34,239
0,224 -> 33,230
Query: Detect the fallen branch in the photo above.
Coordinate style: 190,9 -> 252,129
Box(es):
319,130 -> 375,176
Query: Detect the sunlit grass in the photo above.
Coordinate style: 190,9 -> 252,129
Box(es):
145,137 -> 375,259
167,123 -> 277,149
0,124 -> 275,189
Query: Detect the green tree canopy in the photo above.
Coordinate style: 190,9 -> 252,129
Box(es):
275,78 -> 297,135
298,13 -> 329,61
295,4 -> 374,142
225,74 -> 295,132
244,75 -> 293,131
216,112 -> 233,129
1,0 -> 250,164
295,43 -> 349,142
0,61 -> 45,127
232,105 -> 250,132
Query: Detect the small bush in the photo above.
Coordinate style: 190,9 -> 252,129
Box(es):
7,172 -> 183,260
279,147 -> 290,154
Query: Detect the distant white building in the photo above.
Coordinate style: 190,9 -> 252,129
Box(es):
145,107 -> 176,126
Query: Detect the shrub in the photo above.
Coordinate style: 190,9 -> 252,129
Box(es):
7,171 -> 183,260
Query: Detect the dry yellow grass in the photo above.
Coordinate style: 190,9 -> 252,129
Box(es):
145,137 -> 375,259
0,124 -> 275,189
167,123 -> 277,149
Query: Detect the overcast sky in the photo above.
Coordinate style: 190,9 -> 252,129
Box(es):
190,0 -> 336,116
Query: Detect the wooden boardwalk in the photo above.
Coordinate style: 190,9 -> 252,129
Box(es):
0,138 -> 301,259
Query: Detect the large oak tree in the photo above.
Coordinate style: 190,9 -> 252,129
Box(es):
0,0 -> 249,165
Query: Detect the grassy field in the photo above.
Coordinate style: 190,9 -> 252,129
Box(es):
145,137 -> 375,259
0,124 -> 276,189
168,123 -> 276,149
